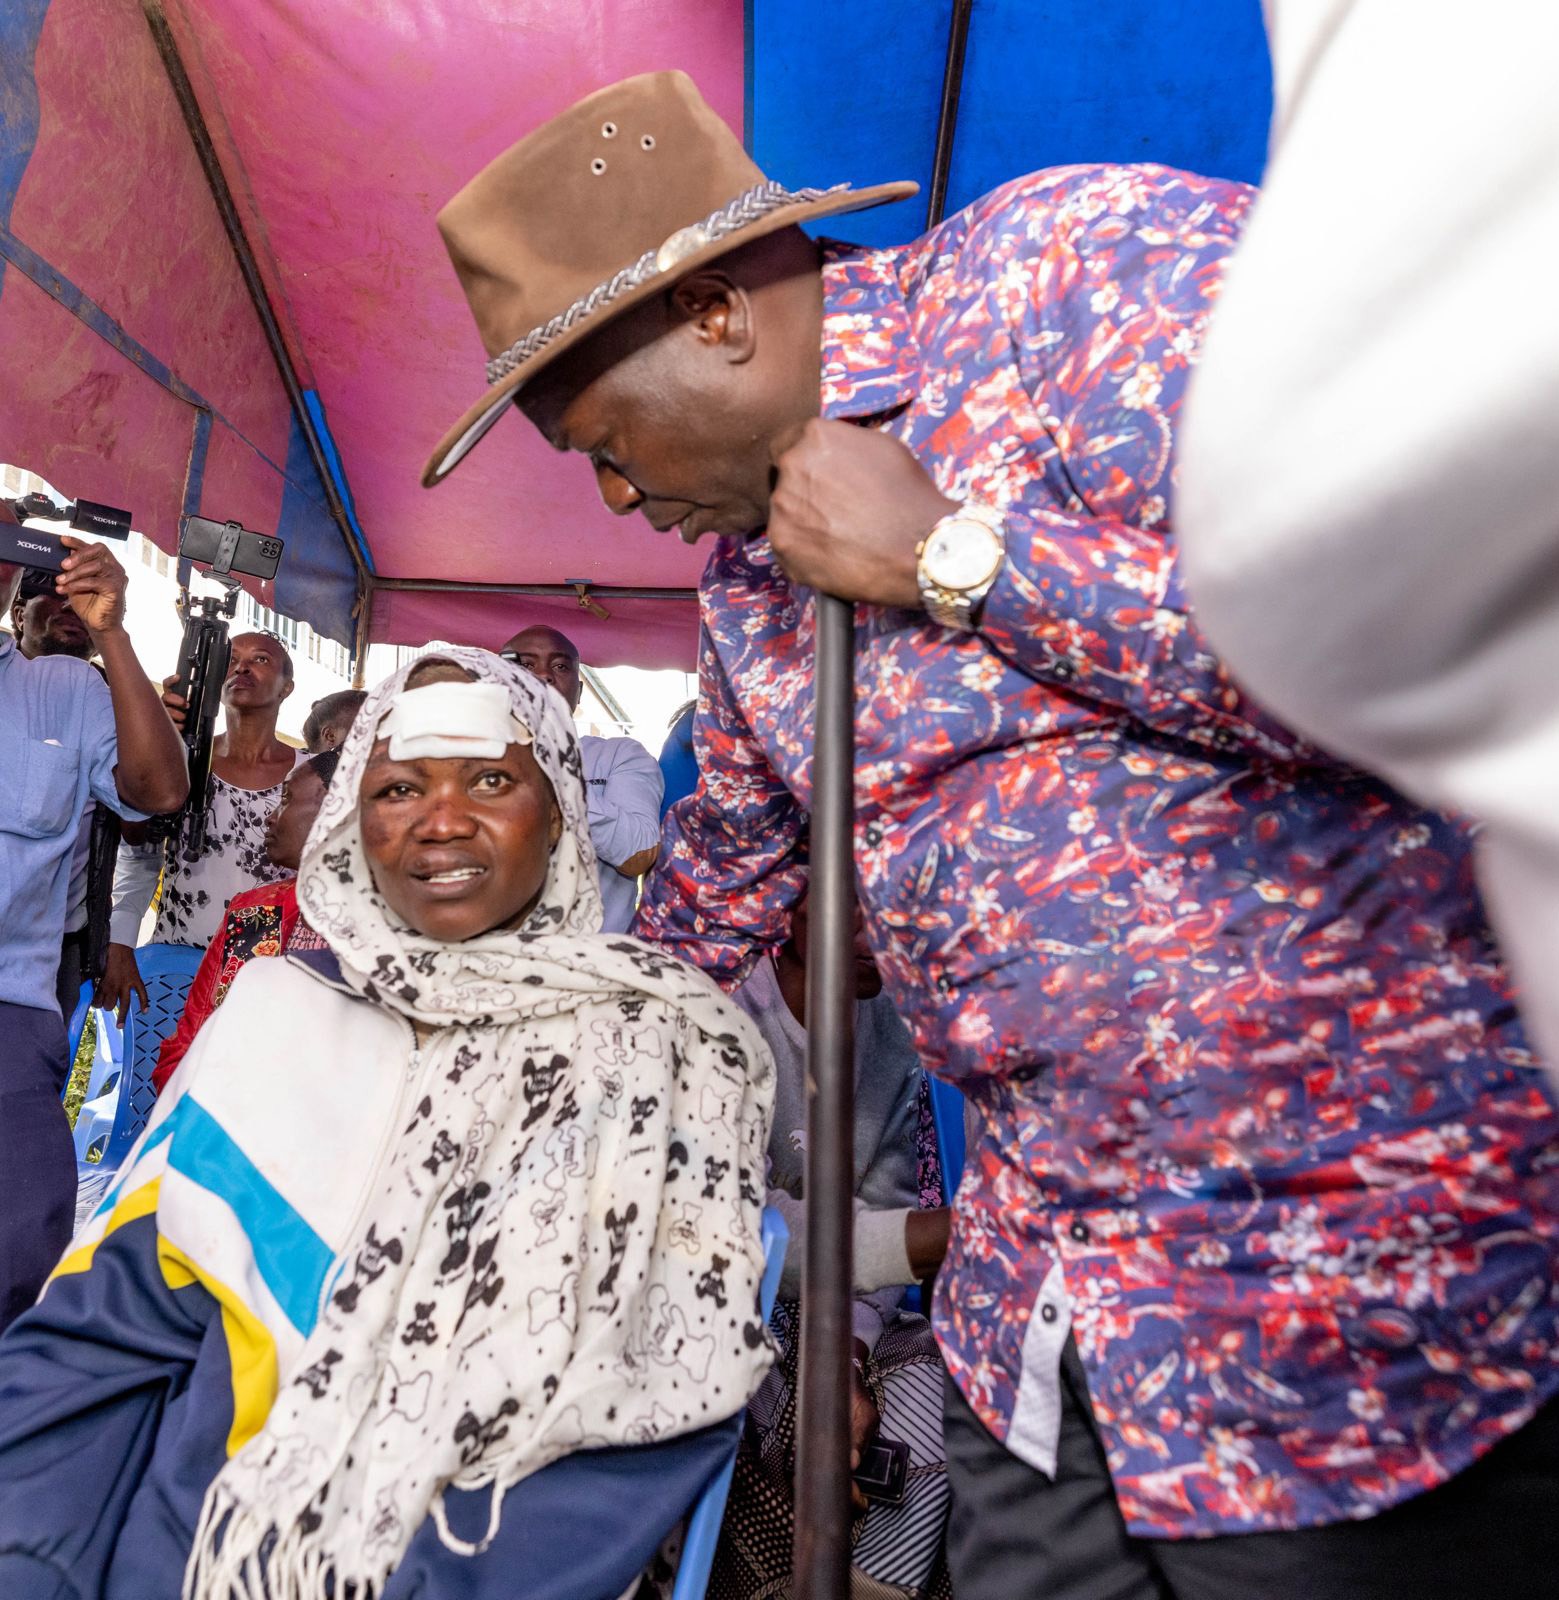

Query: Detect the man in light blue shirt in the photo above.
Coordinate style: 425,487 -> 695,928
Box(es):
0,524 -> 188,1327
501,624 -> 663,933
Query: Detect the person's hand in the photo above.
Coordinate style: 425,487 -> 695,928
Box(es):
56,535 -> 129,637
615,843 -> 659,881
767,419 -> 956,608
95,942 -> 148,1028
159,672 -> 189,732
907,1206 -> 953,1278
849,1341 -> 881,1514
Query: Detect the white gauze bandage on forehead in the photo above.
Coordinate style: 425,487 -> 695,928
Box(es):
376,680 -> 534,761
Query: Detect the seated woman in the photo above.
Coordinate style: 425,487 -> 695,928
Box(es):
153,748 -> 339,1093
0,649 -> 775,1600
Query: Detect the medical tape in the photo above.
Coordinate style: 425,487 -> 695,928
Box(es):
377,680 -> 533,761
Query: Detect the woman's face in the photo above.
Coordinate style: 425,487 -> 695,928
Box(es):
359,740 -> 562,941
264,765 -> 326,872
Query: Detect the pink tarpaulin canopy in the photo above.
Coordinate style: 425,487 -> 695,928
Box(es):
2,0 -> 744,668
173,0 -> 740,667
1,2 -> 1270,669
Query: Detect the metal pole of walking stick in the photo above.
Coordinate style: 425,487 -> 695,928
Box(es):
793,592 -> 858,1600
794,7 -> 973,1595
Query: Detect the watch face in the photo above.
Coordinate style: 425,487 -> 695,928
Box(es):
925,519 -> 1002,591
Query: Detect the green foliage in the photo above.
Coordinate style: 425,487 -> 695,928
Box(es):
63,1012 -> 96,1130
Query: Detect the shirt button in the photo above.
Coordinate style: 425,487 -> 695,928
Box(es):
1069,1221 -> 1089,1244
1040,1303 -> 1058,1324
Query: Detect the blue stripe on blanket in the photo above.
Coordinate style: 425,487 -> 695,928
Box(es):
167,1097 -> 335,1335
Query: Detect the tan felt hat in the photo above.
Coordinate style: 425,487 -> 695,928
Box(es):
422,70 -> 917,486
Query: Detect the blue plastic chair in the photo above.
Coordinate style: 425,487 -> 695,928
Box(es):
671,1206 -> 788,1600
928,1076 -> 967,1196
66,989 -> 126,1164
63,980 -> 94,1068
64,943 -> 203,1173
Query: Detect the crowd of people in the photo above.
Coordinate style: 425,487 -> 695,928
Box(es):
1,33 -> 1556,1600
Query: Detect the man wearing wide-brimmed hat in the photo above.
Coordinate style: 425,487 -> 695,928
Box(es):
426,71 -> 1559,1600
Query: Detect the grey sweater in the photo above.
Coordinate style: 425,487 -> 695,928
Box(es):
734,956 -> 923,1347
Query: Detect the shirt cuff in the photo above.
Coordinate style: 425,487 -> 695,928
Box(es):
853,1207 -> 915,1292
109,842 -> 161,946
852,1297 -> 889,1353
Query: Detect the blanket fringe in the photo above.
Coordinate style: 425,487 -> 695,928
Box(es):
184,1481 -> 381,1600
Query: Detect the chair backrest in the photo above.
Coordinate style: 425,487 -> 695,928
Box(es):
756,1206 -> 787,1324
100,943 -> 204,1167
64,980 -> 95,1070
670,1207 -> 789,1600
928,1075 -> 966,1197
68,993 -> 126,1165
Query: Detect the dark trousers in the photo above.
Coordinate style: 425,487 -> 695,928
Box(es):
944,1337 -> 1559,1600
0,1002 -> 76,1332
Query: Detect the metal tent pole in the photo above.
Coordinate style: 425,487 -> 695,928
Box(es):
141,2 -> 370,597
793,4 -> 973,1594
927,0 -> 975,229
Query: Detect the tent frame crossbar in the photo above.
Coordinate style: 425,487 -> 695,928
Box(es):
142,2 -> 373,641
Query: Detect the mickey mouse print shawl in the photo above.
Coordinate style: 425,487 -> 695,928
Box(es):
186,647 -> 775,1600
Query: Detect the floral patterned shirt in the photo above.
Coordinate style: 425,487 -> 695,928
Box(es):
635,164 -> 1559,1536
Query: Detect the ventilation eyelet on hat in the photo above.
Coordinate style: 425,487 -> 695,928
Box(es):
424,70 -> 921,488
601,121 -> 618,138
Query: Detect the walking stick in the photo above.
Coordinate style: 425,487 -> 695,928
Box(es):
793,592 -> 858,1600
793,9 -> 973,1595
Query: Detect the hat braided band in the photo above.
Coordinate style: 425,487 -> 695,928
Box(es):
483,179 -> 847,384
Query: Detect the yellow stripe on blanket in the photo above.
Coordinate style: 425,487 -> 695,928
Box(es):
50,1178 -> 162,1281
158,1241 -> 280,1457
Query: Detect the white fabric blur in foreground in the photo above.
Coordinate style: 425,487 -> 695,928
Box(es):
1178,0 -> 1559,1081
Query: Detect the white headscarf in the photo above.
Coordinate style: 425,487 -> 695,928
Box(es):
186,647 -> 775,1600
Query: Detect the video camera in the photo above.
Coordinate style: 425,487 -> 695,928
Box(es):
150,516 -> 285,854
0,489 -> 132,570
4,476 -> 287,855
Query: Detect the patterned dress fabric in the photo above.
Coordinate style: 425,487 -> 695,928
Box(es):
188,649 -> 776,1600
913,1076 -> 944,1211
635,164 -> 1559,1536
154,773 -> 288,949
152,878 -> 300,1092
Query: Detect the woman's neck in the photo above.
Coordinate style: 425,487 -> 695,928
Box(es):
215,708 -> 291,783
774,940 -> 807,1028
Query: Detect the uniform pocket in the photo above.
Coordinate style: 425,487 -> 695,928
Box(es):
1,738 -> 81,838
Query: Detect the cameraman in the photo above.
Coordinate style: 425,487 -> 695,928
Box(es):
10,568 -> 126,1017
0,531 -> 187,1329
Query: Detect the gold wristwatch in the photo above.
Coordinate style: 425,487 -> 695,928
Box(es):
915,502 -> 1006,631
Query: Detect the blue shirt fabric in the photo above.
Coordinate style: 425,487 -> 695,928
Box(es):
581,732 -> 664,934
658,701 -> 699,818
0,631 -> 138,1012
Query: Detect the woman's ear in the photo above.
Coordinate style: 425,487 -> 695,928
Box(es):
549,802 -> 563,849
